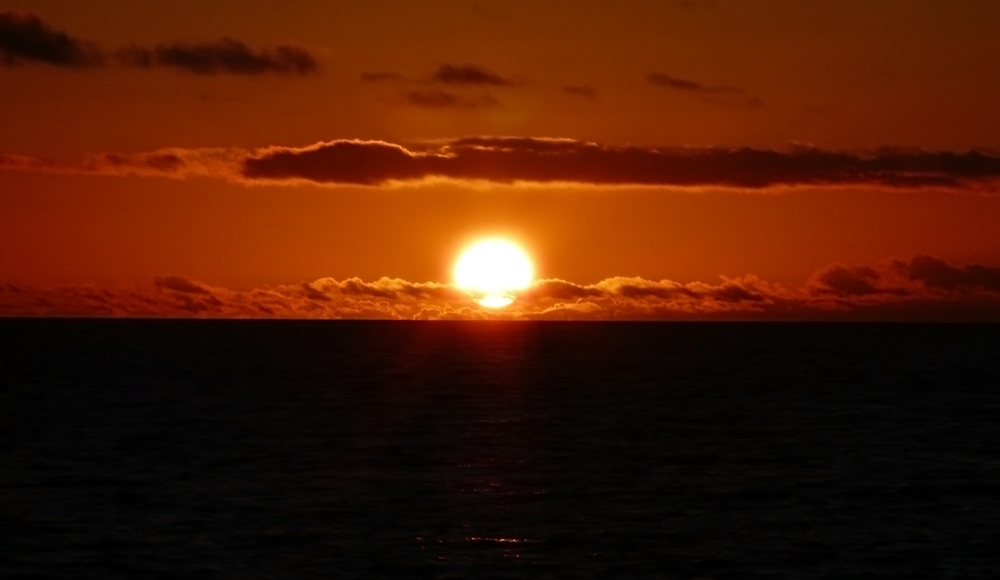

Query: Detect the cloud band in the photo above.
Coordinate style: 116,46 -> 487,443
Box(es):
4,137 -> 1000,191
3,256 -> 1000,321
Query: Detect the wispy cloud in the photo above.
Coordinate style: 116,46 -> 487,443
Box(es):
359,64 -> 524,87
359,63 -> 524,109
430,63 -> 522,86
401,89 -> 500,109
648,72 -> 762,107
562,85 -> 598,99
116,39 -> 317,76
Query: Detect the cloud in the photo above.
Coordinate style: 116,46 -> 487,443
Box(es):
430,64 -> 521,86
401,89 -> 500,109
153,275 -> 210,294
812,265 -> 882,297
648,73 -> 737,94
358,64 -> 522,86
0,147 -> 246,180
240,138 -> 1000,189
360,71 -> 406,83
5,137 -> 1000,191
0,11 -> 102,67
902,255 -> 1000,293
807,257 -> 1000,307
359,65 -> 518,109
648,72 -> 762,107
4,257 -> 1000,321
116,38 -> 317,76
562,85 -> 598,98
0,10 -> 317,75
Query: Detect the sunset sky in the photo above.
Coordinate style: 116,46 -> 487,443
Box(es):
3,0 -> 1000,320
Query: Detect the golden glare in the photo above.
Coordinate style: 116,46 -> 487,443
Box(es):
454,239 -> 534,308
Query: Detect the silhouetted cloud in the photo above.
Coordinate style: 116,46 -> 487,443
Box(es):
431,64 -> 520,86
562,85 -> 598,98
360,65 -> 522,87
0,11 -> 102,66
241,138 -> 1000,189
648,72 -> 762,107
401,89 -> 499,109
0,10 -> 317,75
902,255 -> 1000,293
4,256 -> 1000,321
117,38 -> 317,75
360,71 -> 406,82
358,65 -> 517,109
6,137 -> 1000,191
813,265 -> 882,297
807,256 -> 1000,306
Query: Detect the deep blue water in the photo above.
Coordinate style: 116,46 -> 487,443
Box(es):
1,320 -> 999,578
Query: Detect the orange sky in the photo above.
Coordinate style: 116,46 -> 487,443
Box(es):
3,0 -> 1000,320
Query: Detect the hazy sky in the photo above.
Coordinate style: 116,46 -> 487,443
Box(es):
3,0 -> 1000,319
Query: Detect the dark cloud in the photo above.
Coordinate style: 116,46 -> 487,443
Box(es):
430,64 -> 520,86
360,65 -> 522,89
648,72 -> 762,107
0,11 -> 316,75
709,282 -> 766,303
7,137 -> 1000,191
903,255 -> 1000,293
153,275 -> 210,295
116,38 -> 317,75
299,282 -> 330,302
401,89 -> 499,109
360,71 -> 406,82
358,66 -> 516,108
801,255 -> 1000,308
4,256 -> 1000,321
813,265 -> 882,296
243,140 -> 425,184
562,85 -> 598,98
0,11 -> 102,67
648,72 -> 739,94
404,89 -> 463,107
241,137 -> 1000,189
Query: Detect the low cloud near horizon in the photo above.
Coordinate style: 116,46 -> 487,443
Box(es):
3,256 -> 1000,322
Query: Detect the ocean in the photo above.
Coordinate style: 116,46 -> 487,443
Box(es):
2,320 -> 998,578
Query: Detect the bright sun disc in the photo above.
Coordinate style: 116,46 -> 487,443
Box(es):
454,239 -> 533,308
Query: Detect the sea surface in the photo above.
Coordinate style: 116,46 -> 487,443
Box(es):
1,320 -> 998,579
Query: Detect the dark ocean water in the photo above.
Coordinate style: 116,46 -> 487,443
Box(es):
1,320 -> 998,579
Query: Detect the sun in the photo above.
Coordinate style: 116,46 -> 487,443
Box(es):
454,239 -> 534,308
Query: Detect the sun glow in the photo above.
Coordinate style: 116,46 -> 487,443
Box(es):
454,239 -> 534,308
